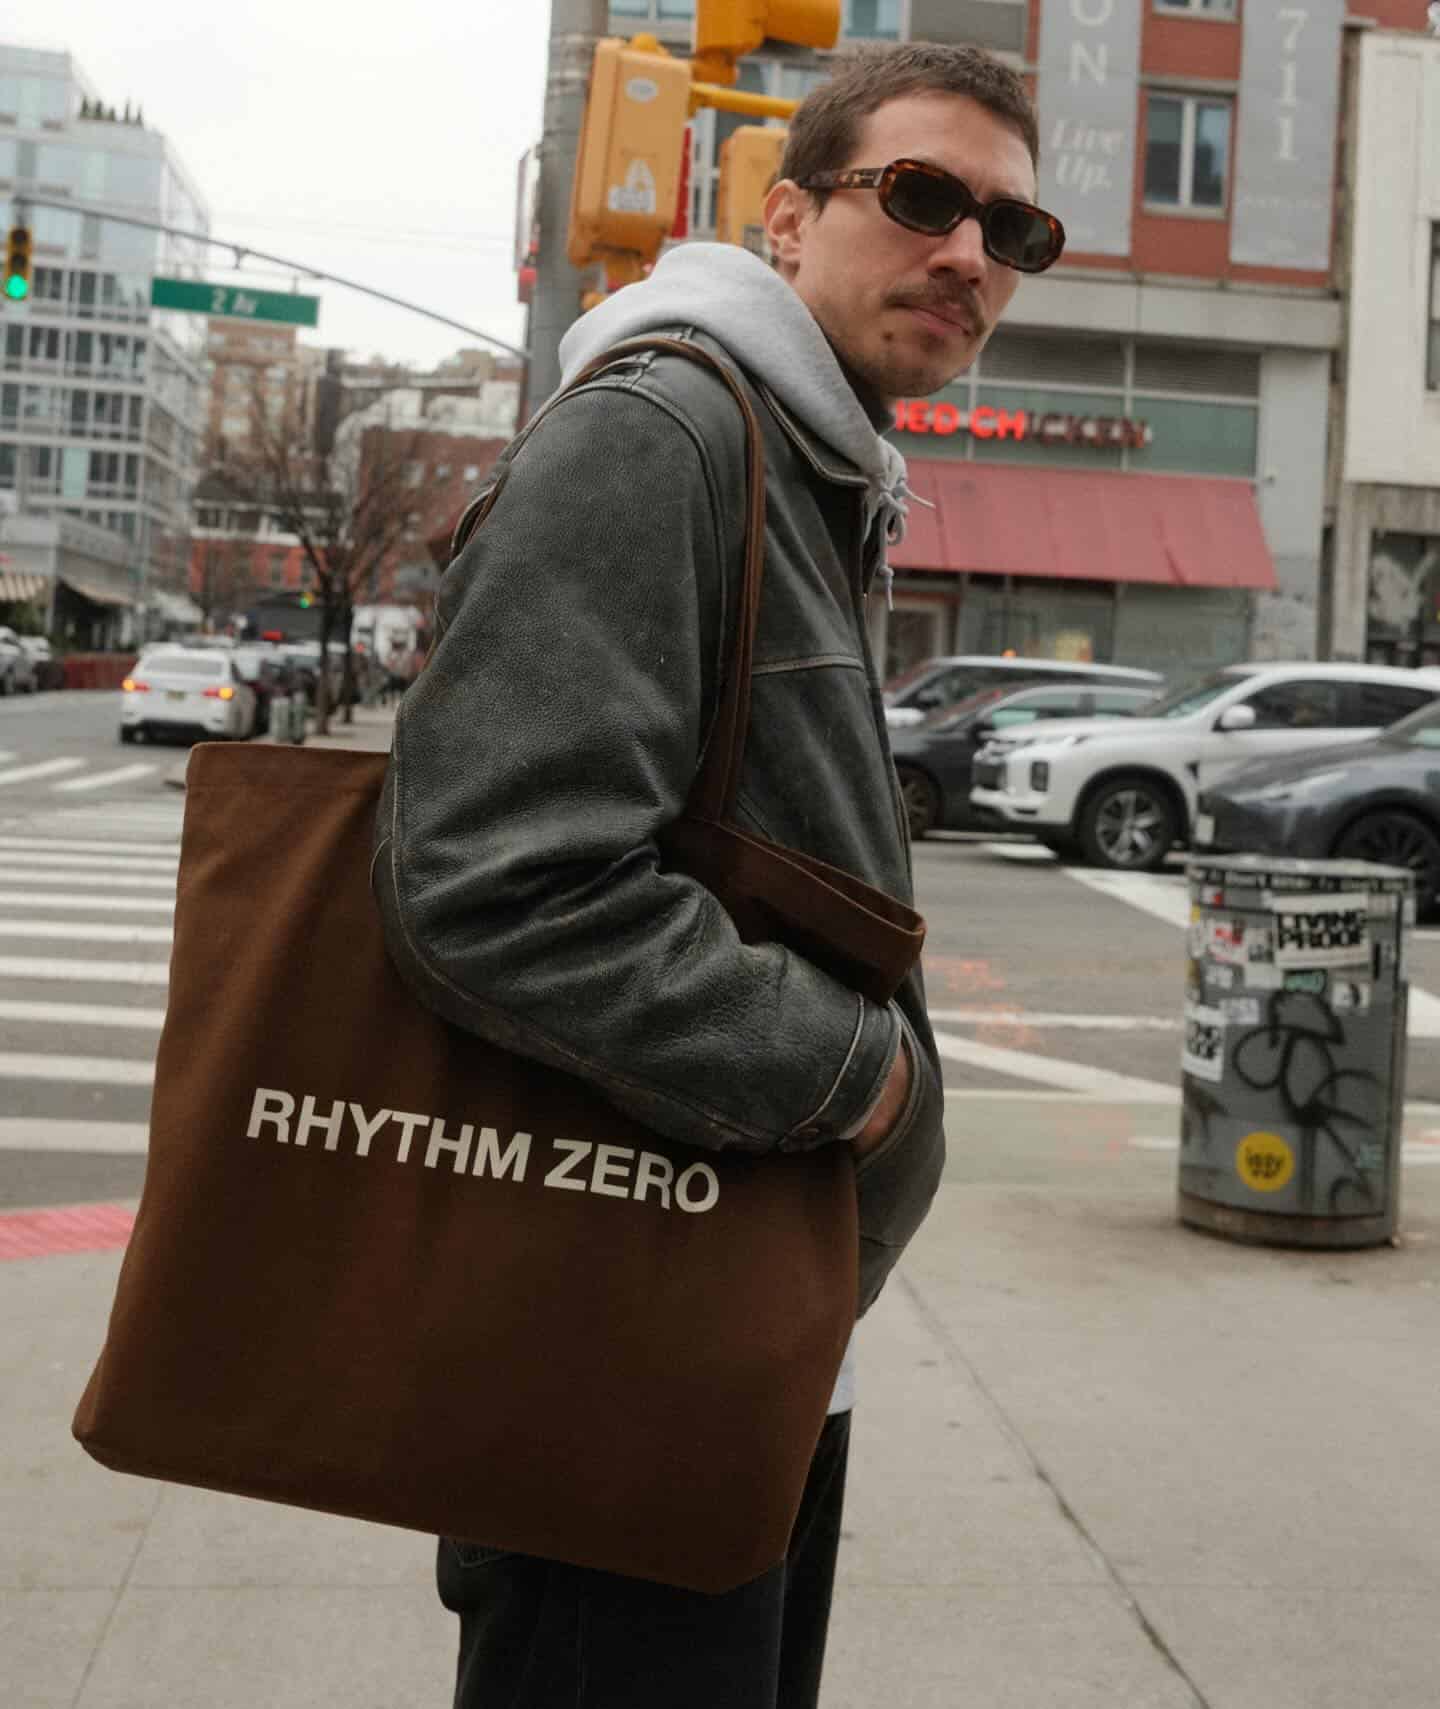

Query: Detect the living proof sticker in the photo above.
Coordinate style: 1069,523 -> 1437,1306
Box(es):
1236,1131 -> 1295,1193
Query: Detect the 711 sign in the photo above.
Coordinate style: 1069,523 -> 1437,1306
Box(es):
150,276 -> 320,327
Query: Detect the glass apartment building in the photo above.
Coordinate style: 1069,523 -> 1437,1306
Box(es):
0,43 -> 210,638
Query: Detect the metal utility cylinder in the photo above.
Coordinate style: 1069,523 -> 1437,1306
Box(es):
1177,854 -> 1414,1249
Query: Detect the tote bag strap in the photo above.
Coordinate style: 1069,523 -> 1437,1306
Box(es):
452,336 -> 768,827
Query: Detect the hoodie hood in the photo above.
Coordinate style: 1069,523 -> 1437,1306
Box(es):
556,243 -> 919,603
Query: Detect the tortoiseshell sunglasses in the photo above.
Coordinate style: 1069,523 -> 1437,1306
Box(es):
798,158 -> 1066,274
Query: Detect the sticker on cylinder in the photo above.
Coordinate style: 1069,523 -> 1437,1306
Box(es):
1235,1131 -> 1295,1193
1330,977 -> 1372,1014
1205,919 -> 1246,965
1182,1003 -> 1226,1083
1267,894 -> 1370,968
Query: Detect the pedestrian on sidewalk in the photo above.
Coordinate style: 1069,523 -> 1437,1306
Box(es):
375,40 -> 1058,1709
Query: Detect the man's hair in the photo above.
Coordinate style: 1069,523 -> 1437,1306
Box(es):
778,42 -> 1040,201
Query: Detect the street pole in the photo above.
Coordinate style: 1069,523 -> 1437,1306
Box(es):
527,0 -> 611,417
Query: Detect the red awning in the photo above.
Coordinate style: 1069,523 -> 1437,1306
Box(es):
889,462 -> 1277,591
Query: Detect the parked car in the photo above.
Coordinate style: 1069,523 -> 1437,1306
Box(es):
119,648 -> 258,744
0,628 -> 38,694
231,645 -> 304,738
968,663 -> 1440,871
1195,699 -> 1440,916
17,634 -> 55,691
891,681 -> 1159,839
883,654 -> 1162,730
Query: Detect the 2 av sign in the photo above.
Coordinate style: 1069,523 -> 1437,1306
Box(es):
150,276 -> 321,328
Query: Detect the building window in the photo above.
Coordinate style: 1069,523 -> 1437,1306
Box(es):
1144,94 -> 1231,212
1429,224 -> 1440,392
1154,0 -> 1236,14
845,0 -> 902,38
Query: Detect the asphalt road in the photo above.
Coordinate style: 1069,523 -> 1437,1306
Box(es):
6,688 -> 1440,1211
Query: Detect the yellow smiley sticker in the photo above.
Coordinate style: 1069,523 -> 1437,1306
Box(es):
1236,1131 -> 1295,1193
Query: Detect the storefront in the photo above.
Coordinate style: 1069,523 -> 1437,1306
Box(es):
875,328 -> 1281,685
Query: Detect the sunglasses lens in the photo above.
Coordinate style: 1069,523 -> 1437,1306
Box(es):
884,167 -> 963,234
986,202 -> 1060,272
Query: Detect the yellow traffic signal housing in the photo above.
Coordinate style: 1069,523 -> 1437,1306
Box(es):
3,224 -> 33,302
568,37 -> 693,273
715,126 -> 787,255
693,0 -> 841,85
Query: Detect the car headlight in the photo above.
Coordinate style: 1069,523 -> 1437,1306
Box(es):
1249,767 -> 1349,803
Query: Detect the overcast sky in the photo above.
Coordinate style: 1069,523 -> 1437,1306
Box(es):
7,1 -> 553,369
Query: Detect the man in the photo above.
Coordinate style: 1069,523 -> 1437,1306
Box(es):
375,39 -> 1061,1709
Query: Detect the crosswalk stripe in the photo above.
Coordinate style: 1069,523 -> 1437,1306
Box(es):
0,1119 -> 149,1154
0,758 -> 87,788
0,867 -> 174,890
0,919 -> 173,944
0,836 -> 178,858
0,1052 -> 153,1086
0,849 -> 177,872
932,1027 -> 1179,1101
52,764 -> 157,793
0,999 -> 164,1028
0,892 -> 174,913
0,955 -> 168,985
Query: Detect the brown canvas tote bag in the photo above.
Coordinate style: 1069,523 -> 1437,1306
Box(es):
73,339 -> 925,1594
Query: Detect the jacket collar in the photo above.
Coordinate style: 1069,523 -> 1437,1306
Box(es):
757,382 -> 870,491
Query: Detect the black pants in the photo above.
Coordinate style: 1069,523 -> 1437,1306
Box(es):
438,1411 -> 851,1709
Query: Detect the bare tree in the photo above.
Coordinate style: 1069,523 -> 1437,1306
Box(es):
193,533 -> 249,629
227,379 -> 436,734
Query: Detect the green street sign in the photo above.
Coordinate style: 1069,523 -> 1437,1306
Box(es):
150,276 -> 320,327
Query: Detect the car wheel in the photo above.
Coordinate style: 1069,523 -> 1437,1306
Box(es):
895,765 -> 941,840
119,726 -> 136,745
1334,812 -> 1440,918
1078,774 -> 1180,872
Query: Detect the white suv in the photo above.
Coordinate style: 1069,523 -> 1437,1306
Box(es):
968,663 -> 1440,870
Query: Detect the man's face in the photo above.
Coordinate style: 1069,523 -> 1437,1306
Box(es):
766,91 -> 1036,402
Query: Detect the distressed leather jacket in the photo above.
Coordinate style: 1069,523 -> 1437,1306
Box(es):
373,332 -> 945,1313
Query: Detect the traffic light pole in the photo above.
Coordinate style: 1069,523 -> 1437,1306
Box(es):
526,0 -> 613,418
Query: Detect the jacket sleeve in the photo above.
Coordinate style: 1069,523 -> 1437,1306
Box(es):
374,378 -> 902,1155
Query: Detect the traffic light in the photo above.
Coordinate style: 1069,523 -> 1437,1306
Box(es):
568,37 -> 693,277
693,0 -> 841,86
715,125 -> 787,255
3,224 -> 33,302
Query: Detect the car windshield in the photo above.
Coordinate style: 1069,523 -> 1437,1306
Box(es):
1139,673 -> 1241,720
143,655 -> 224,680
1387,701 -> 1440,748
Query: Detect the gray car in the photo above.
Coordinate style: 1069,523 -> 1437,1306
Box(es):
1195,700 -> 1440,915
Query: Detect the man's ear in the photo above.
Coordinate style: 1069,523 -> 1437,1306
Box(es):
764,179 -> 813,276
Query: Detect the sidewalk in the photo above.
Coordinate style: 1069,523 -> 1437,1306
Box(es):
6,1116 -> 1440,1708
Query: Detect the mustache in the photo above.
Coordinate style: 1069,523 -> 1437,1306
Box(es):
886,286 -> 987,337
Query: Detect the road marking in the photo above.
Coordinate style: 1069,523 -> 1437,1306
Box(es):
932,1028 -> 1179,1101
0,1118 -> 149,1153
0,866 -> 174,890
0,849 -> 178,872
0,1203 -> 136,1262
0,836 -> 178,858
0,758 -> 87,788
52,763 -> 157,793
0,955 -> 168,986
1067,868 -> 1191,929
0,919 -> 173,944
0,891 -> 173,914
0,997 -> 165,1028
930,1009 -> 1180,1031
0,1051 -> 153,1085
981,842 -> 1057,863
